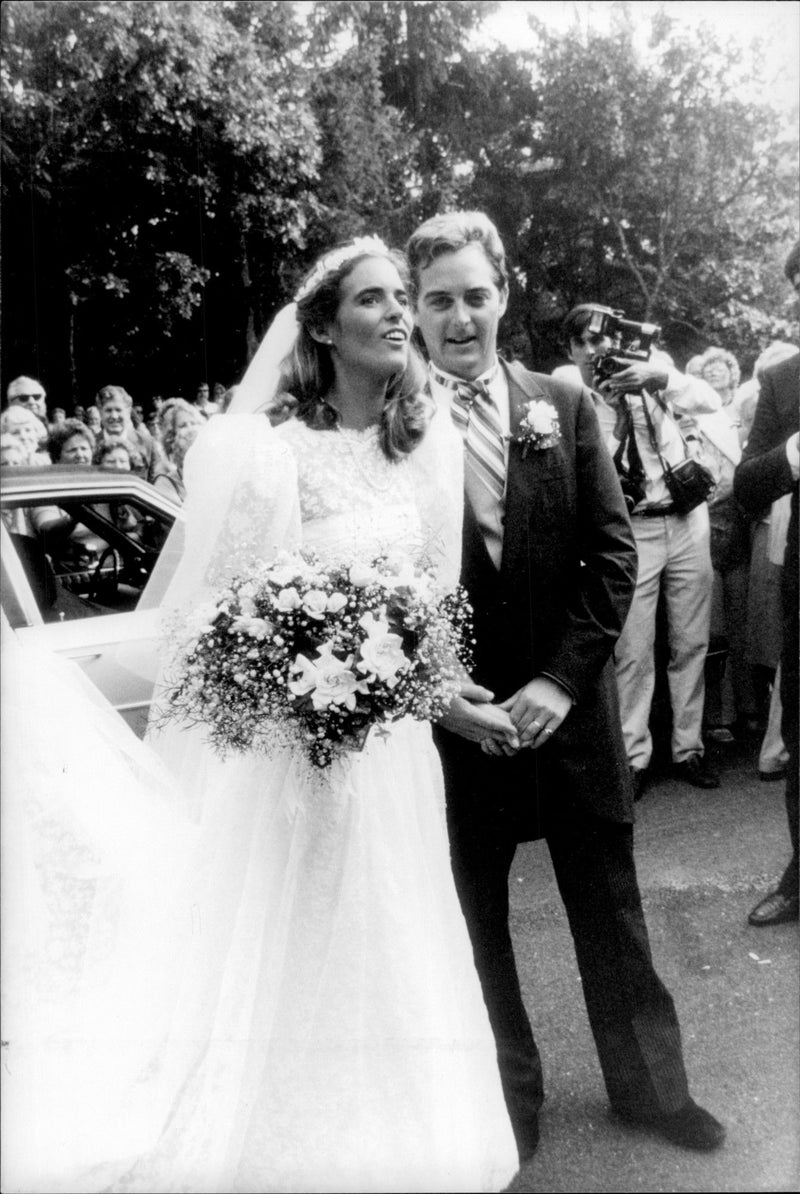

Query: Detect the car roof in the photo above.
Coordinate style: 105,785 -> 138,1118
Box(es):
0,464 -> 182,511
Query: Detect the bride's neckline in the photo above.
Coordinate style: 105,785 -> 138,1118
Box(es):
336,424 -> 379,441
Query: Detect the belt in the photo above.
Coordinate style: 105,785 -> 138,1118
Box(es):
632,504 -> 677,517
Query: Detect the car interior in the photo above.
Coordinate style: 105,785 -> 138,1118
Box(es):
2,494 -> 172,625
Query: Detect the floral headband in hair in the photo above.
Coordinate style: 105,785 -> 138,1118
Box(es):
294,236 -> 390,302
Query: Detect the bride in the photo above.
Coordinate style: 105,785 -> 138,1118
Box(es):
3,239 -> 519,1194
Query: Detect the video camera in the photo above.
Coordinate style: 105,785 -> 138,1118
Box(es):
588,308 -> 662,392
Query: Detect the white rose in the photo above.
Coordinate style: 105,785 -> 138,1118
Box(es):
349,561 -> 377,588
302,589 -> 330,620
289,643 -> 367,711
326,591 -> 348,614
274,586 -> 302,611
525,401 -> 557,435
357,631 -> 408,686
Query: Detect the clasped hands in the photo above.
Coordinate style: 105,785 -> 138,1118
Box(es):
440,677 -> 573,756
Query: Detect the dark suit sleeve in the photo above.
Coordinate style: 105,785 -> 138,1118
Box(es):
734,366 -> 796,516
541,386 -> 638,703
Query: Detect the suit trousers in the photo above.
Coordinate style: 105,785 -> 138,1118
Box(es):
614,505 -> 713,770
445,794 -> 691,1149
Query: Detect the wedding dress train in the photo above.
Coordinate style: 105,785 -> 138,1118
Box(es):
1,414 -> 518,1193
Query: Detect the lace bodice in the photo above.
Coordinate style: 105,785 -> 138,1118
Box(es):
141,404 -> 464,625
275,419 -> 422,564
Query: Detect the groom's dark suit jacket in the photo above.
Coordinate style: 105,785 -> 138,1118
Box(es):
436,357 -> 638,839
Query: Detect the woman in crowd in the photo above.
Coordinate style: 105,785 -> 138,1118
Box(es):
48,417 -> 96,465
4,238 -> 518,1194
157,397 -> 206,498
0,404 -> 50,464
686,347 -> 754,740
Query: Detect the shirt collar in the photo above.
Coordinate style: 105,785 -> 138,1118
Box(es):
429,359 -> 500,391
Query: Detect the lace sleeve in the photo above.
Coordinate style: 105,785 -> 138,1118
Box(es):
408,398 -> 464,589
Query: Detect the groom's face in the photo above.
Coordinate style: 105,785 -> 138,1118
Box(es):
414,243 -> 508,382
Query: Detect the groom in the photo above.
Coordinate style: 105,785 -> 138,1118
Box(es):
408,211 -> 725,1161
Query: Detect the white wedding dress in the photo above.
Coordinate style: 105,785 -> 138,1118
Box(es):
2,413 -> 518,1194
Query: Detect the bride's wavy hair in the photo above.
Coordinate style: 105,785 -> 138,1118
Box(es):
277,242 -> 429,462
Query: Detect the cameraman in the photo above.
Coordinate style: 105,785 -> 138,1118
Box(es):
562,304 -> 722,798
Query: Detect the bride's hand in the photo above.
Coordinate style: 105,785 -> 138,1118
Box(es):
438,690 -> 520,752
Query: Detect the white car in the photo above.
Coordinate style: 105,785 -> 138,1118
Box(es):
1,465 -> 182,735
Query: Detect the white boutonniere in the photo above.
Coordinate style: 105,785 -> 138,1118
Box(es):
508,400 -> 561,457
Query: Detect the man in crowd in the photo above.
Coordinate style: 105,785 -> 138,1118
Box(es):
734,240 -> 800,927
407,210 -> 724,1163
95,384 -> 166,486
563,304 -> 723,798
6,375 -> 48,427
193,381 -> 219,418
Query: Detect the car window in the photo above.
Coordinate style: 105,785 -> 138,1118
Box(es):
2,494 -> 174,627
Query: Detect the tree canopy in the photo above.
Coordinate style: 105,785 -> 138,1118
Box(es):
2,0 -> 797,405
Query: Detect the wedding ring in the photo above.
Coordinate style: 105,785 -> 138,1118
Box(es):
531,720 -> 541,729
544,727 -> 554,735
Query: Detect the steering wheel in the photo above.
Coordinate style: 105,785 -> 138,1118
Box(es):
87,545 -> 120,604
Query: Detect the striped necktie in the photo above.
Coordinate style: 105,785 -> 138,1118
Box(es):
433,371 -> 506,504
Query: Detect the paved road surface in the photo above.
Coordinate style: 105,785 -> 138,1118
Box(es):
504,734 -> 799,1193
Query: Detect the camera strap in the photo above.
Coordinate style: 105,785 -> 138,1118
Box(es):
612,399 -> 646,480
639,392 -> 689,474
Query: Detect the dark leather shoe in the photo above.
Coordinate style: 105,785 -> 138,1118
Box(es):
673,754 -> 720,789
515,1117 -> 540,1163
612,1098 -> 725,1150
748,890 -> 799,926
630,767 -> 648,802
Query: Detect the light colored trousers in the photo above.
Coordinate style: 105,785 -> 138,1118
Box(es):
614,505 -> 713,771
759,664 -> 789,775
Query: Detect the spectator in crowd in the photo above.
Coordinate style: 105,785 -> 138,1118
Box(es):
734,240 -> 800,927
73,404 -> 87,424
49,407 -> 67,431
0,405 -> 50,465
97,440 -> 135,471
217,384 -> 239,415
6,375 -> 48,426
756,494 -> 791,782
684,348 -> 754,741
192,381 -> 219,418
145,409 -> 163,440
95,385 -> 167,487
688,347 -> 742,443
85,405 -> 102,435
157,397 -> 204,498
212,381 -> 227,408
96,440 -> 140,534
736,341 -> 798,445
0,434 -> 35,536
47,419 -> 96,466
131,404 -> 145,430
738,343 -> 800,730
0,432 -> 27,469
563,304 -> 722,797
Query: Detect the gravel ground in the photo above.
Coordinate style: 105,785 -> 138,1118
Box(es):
502,733 -> 799,1193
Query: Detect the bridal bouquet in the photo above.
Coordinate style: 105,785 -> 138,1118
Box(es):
159,552 -> 473,767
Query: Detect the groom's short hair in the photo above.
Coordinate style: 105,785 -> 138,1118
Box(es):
406,211 -> 508,298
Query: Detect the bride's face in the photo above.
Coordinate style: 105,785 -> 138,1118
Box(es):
325,257 -> 413,380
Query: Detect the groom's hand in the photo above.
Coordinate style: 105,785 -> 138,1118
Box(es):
499,676 -> 573,749
438,683 -> 520,752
